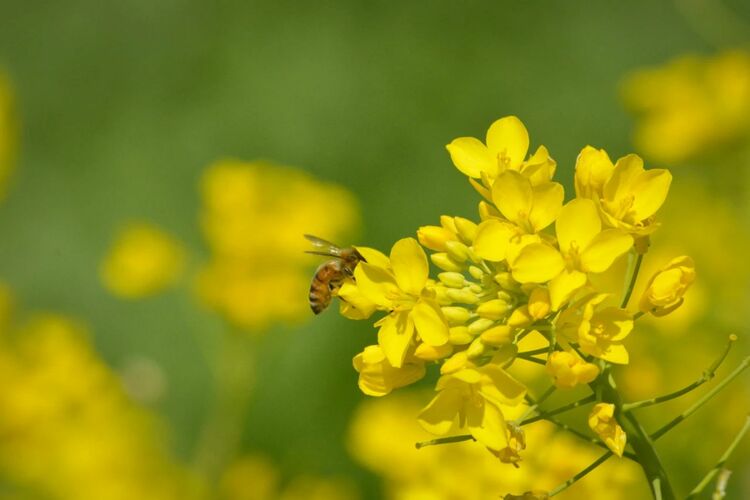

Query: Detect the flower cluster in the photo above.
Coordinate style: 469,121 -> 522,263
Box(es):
333,116 -> 695,462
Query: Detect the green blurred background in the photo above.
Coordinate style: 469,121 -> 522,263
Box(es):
1,1 -> 749,498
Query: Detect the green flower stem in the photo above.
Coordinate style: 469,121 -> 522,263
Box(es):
193,329 -> 256,482
517,386 -> 556,422
598,368 -> 676,500
545,415 -> 637,461
549,451 -> 612,496
415,434 -> 474,449
515,353 -> 546,366
651,355 -> 750,440
517,347 -> 550,357
621,252 -> 644,309
623,335 -> 737,412
520,394 -> 596,426
685,415 -> 750,499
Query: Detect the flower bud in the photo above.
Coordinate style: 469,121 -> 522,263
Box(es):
417,225 -> 456,252
438,272 -> 466,288
478,200 -> 501,220
468,265 -> 485,280
476,299 -> 511,320
454,217 -> 478,243
507,305 -> 533,328
527,287 -> 551,320
588,403 -> 626,457
440,215 -> 458,233
494,272 -> 518,291
480,325 -> 514,346
431,253 -> 465,272
468,318 -> 495,335
445,240 -> 470,262
441,351 -> 470,374
639,256 -> 695,316
449,326 -> 474,345
546,351 -> 599,389
441,306 -> 471,325
446,287 -> 480,304
466,336 -> 487,359
414,342 -> 453,361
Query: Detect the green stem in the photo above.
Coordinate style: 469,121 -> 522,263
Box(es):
518,347 -> 550,357
520,394 -> 596,426
515,353 -> 546,366
598,369 -> 676,500
517,386 -> 556,422
549,451 -> 611,496
193,329 -> 256,482
545,415 -> 637,461
651,355 -> 750,440
415,434 -> 474,449
686,415 -> 750,498
621,252 -> 643,309
623,335 -> 737,412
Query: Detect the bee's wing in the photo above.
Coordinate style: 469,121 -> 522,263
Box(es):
304,234 -> 343,257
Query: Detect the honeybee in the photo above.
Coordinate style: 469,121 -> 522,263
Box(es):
305,234 -> 365,314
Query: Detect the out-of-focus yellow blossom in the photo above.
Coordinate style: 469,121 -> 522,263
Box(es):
418,351 -> 525,451
100,222 -> 186,298
349,393 -> 645,499
219,454 -> 358,500
353,344 -> 425,396
196,159 -> 359,330
639,256 -> 695,316
0,72 -> 17,200
556,294 -> 633,364
587,403 -> 627,457
574,148 -> 671,238
546,350 -> 600,389
0,312 -> 201,500
342,238 -> 449,368
622,50 -> 750,164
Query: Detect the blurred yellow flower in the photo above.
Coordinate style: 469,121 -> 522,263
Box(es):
587,403 -> 626,457
0,311 -> 201,500
0,72 -> 17,200
219,454 -> 358,500
100,222 -> 186,298
196,159 -> 359,330
639,255 -> 695,316
622,50 -> 750,164
349,392 -> 644,499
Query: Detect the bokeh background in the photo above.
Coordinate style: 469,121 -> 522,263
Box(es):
0,1 -> 749,499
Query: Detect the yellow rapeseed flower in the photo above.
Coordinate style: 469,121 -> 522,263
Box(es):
100,222 -> 186,298
353,344 -> 426,396
587,403 -> 627,457
639,256 -> 695,316
546,350 -> 600,389
622,50 -> 750,163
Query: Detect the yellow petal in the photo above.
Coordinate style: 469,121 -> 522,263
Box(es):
337,281 -> 377,319
377,312 -> 413,368
599,343 -> 629,365
556,198 -> 600,255
492,170 -> 533,226
414,342 -> 453,361
466,400 -> 508,450
354,263 -> 398,308
418,388 -> 462,435
479,365 -> 526,406
446,137 -> 496,178
522,145 -> 556,185
390,237 -> 428,295
486,116 -> 529,169
473,219 -> 517,261
411,299 -> 450,346
511,243 -> 565,283
630,169 -> 672,220
574,145 -> 614,198
580,230 -> 633,273
353,246 -> 391,269
603,154 -> 644,204
549,270 -> 587,311
528,182 -> 564,232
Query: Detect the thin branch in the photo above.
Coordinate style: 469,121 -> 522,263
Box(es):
686,415 -> 750,498
623,335 -> 737,412
415,434 -> 474,449
515,353 -> 547,366
518,347 -> 550,357
652,355 -> 750,440
549,452 -> 611,496
621,252 -> 643,309
520,394 -> 597,426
